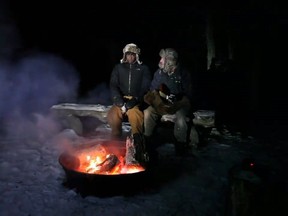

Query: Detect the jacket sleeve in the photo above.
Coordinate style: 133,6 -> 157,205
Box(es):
109,65 -> 124,106
150,69 -> 162,91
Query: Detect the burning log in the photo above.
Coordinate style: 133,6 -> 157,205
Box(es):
59,139 -> 145,176
97,154 -> 120,173
82,144 -> 121,174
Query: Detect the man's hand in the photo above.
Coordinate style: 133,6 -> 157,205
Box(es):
113,96 -> 124,107
159,83 -> 170,96
125,97 -> 138,110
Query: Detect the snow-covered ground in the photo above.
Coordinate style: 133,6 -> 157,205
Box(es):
1,121 -> 286,216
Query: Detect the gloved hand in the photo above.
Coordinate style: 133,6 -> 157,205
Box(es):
121,105 -> 127,114
125,97 -> 138,110
158,83 -> 176,104
159,83 -> 170,96
113,96 -> 124,107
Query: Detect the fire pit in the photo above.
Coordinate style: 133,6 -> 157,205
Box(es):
59,139 -> 149,197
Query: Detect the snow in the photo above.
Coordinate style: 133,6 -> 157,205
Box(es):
1,120 -> 282,216
51,103 -> 111,112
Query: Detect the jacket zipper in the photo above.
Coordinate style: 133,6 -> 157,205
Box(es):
128,64 -> 131,95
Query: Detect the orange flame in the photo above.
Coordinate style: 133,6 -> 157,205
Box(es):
76,149 -> 144,175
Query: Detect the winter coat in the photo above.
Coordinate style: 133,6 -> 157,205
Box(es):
110,62 -> 151,106
150,65 -> 192,100
144,65 -> 192,115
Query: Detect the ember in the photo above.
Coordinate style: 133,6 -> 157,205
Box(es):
59,138 -> 145,176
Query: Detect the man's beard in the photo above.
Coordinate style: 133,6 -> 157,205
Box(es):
158,62 -> 165,71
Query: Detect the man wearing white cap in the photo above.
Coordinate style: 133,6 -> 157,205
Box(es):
107,43 -> 152,142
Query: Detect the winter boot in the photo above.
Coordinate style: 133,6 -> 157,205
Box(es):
144,135 -> 159,167
133,133 -> 149,165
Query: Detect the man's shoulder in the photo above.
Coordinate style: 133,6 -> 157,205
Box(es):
153,68 -> 162,74
138,63 -> 151,72
113,63 -> 122,68
139,63 -> 149,69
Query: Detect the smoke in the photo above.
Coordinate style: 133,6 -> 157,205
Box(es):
0,52 -> 80,141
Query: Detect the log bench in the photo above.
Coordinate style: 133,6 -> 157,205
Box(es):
50,103 -> 215,148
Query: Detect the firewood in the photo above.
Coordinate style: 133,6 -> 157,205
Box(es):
125,136 -> 139,165
97,154 -> 119,173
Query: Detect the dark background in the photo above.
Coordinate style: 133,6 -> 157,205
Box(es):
3,0 -> 288,134
8,1 -> 208,94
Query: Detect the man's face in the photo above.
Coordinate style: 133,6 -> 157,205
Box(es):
158,57 -> 165,69
125,52 -> 136,63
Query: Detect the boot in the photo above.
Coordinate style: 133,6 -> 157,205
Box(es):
144,135 -> 159,167
133,133 -> 149,165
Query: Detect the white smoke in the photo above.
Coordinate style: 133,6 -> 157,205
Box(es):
0,52 -> 80,141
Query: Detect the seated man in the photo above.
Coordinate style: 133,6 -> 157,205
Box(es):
107,43 -> 151,141
143,48 -> 193,156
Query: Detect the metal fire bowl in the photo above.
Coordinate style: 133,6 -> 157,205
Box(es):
58,140 -> 148,197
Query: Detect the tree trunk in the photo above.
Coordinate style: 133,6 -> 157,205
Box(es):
206,12 -> 215,70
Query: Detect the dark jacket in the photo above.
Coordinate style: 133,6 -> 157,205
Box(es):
110,62 -> 151,106
150,65 -> 192,101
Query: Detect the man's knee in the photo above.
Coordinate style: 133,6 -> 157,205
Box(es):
143,106 -> 152,116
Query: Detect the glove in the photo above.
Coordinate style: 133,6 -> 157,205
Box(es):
158,83 -> 176,104
121,105 -> 127,114
159,83 -> 170,96
125,97 -> 138,110
113,96 -> 124,107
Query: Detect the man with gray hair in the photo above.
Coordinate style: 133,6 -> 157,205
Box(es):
143,48 -> 193,157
